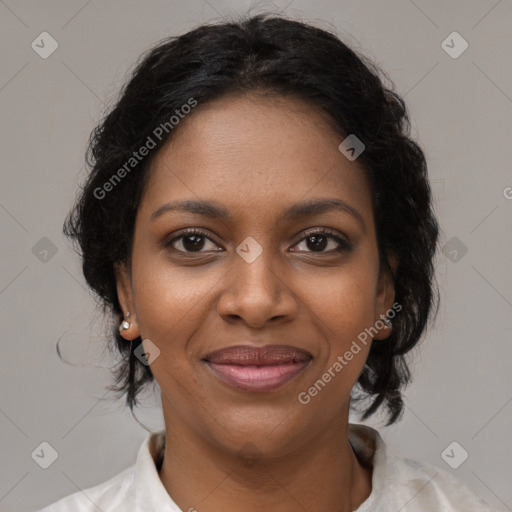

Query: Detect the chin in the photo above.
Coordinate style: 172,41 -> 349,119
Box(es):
203,405 -> 315,459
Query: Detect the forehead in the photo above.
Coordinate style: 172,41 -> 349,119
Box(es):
139,92 -> 373,222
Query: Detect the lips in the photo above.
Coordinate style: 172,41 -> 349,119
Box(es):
203,345 -> 312,392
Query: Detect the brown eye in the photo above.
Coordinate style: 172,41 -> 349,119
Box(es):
291,229 -> 351,254
178,234 -> 207,252
164,229 -> 222,253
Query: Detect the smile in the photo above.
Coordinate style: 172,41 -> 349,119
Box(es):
203,344 -> 312,392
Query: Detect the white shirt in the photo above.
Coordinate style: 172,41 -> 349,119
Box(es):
38,424 -> 490,511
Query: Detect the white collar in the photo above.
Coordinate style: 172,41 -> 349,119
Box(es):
54,423 -> 487,511
131,424 -> 388,510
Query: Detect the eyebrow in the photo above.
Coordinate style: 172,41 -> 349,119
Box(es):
150,198 -> 366,231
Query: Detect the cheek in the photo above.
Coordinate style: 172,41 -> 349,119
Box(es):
299,262 -> 377,390
130,263 -> 212,414
304,260 -> 378,337
130,256 -> 219,352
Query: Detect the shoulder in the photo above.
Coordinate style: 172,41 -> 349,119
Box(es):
37,430 -> 168,512
389,455 -> 491,511
37,466 -> 134,512
349,424 -> 491,512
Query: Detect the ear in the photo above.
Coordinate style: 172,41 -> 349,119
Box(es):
114,261 -> 140,340
373,251 -> 398,341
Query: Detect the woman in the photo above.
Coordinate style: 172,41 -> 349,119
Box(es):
40,13 -> 490,511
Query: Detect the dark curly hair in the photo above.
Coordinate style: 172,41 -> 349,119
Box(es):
63,13 -> 439,425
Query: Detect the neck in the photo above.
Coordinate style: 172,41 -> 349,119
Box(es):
158,405 -> 372,512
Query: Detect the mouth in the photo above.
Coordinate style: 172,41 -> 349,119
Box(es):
203,344 -> 313,392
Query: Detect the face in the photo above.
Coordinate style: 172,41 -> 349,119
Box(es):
116,92 -> 395,458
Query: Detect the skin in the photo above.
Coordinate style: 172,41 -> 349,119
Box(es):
115,91 -> 397,512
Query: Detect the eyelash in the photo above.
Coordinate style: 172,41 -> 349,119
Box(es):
163,227 -> 351,255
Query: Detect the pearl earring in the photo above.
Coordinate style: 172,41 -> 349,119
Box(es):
119,312 -> 131,333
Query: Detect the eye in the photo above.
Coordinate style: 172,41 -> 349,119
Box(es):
164,228 -> 222,253
163,227 -> 351,255
290,228 -> 350,254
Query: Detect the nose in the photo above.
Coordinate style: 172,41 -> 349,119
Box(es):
217,248 -> 298,329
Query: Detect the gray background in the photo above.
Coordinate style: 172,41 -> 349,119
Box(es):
1,1 -> 511,511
